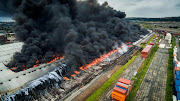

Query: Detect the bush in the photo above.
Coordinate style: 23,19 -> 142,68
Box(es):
166,36 -> 175,101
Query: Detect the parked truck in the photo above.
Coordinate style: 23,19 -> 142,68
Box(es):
111,78 -> 132,101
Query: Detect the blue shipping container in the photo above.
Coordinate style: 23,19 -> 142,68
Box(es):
178,92 -> 180,100
175,79 -> 180,85
174,61 -> 177,65
176,75 -> 180,80
176,85 -> 180,92
176,71 -> 180,75
174,63 -> 177,67
115,85 -> 127,91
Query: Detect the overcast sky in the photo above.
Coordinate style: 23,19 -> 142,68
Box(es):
98,0 -> 180,18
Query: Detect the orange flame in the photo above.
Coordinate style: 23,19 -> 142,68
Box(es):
64,77 -> 69,81
80,49 -> 118,70
33,56 -> 64,68
71,74 -> 76,77
74,71 -> 80,74
36,60 -> 39,63
79,43 -> 132,71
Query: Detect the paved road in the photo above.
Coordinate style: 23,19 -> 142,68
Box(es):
98,55 -> 145,101
134,48 -> 169,101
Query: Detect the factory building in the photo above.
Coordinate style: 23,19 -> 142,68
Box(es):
0,42 -> 58,93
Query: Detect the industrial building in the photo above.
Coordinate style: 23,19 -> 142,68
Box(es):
0,42 -> 60,93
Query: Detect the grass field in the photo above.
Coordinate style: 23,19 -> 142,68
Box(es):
86,54 -> 139,101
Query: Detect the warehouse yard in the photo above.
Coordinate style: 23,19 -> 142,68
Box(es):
97,54 -> 145,101
134,42 -> 169,101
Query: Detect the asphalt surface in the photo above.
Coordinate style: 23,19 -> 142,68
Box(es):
134,44 -> 169,101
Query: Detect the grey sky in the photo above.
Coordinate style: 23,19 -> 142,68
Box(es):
98,0 -> 180,18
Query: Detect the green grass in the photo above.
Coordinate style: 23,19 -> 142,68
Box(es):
147,35 -> 156,45
126,44 -> 159,101
86,54 -> 139,101
156,36 -> 161,43
141,35 -> 156,49
166,36 -> 175,101
140,43 -> 146,49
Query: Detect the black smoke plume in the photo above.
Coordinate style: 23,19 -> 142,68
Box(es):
7,0 -> 148,75
0,0 -> 22,16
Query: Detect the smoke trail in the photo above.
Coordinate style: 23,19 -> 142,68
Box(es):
7,0 -> 148,75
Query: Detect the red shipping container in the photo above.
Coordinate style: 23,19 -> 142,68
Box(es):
175,67 -> 179,71
141,45 -> 153,58
141,54 -> 148,58
118,78 -> 131,85
113,87 -> 127,94
149,42 -> 155,45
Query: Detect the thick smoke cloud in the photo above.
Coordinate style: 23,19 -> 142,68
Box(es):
7,0 -> 148,75
0,0 -> 22,16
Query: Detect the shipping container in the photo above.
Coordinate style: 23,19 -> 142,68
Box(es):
111,91 -> 126,101
175,80 -> 180,86
176,71 -> 180,75
175,67 -> 179,71
118,78 -> 131,85
149,42 -> 155,45
175,63 -> 178,67
116,82 -> 129,90
176,75 -> 180,80
113,87 -> 127,94
177,92 -> 180,100
141,45 -> 153,58
112,78 -> 132,101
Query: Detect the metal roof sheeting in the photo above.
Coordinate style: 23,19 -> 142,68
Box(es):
0,42 -> 60,93
0,63 -> 57,93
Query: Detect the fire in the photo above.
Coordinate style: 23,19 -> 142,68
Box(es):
80,49 -> 118,70
74,71 -> 80,74
71,74 -> 76,77
10,56 -> 64,70
36,60 -> 39,63
64,77 -> 69,81
32,56 -> 64,68
79,42 -> 133,71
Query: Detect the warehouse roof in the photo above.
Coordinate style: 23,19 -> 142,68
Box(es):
0,42 -> 23,64
0,42 -> 59,93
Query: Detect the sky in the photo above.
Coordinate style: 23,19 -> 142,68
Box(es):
98,0 -> 180,18
0,0 -> 180,19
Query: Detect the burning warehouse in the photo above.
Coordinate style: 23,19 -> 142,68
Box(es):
0,0 -> 149,100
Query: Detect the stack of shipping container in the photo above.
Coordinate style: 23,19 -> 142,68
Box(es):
174,44 -> 180,101
111,78 -> 132,101
141,35 -> 158,58
141,45 -> 153,58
